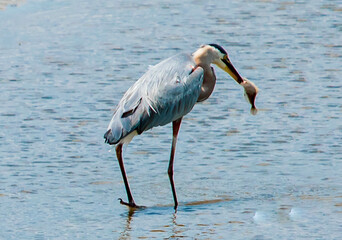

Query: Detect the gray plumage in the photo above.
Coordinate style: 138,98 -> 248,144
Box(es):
104,53 -> 204,145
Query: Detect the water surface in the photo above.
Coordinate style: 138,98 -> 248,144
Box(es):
0,0 -> 341,239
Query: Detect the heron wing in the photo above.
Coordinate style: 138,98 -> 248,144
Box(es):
105,53 -> 204,144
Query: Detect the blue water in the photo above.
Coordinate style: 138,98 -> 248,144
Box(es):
1,0 -> 341,239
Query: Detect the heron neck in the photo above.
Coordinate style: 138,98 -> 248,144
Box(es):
197,64 -> 216,102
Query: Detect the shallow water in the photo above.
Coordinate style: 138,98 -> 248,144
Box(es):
1,0 -> 341,239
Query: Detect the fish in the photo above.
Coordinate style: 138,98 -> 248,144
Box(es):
240,77 -> 259,115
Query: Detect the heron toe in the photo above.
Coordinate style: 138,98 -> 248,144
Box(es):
118,198 -> 145,209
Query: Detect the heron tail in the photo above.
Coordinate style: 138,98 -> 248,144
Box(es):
104,129 -> 116,145
104,98 -> 148,145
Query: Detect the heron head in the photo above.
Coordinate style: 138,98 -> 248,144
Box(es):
207,44 -> 259,114
206,44 -> 244,84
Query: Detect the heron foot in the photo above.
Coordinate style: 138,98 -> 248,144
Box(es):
118,198 -> 145,209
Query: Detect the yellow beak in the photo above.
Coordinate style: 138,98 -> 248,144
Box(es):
216,57 -> 244,84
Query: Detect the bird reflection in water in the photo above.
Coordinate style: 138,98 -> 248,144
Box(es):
118,208 -> 135,240
118,208 -> 188,239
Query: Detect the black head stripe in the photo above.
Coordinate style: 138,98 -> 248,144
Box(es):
208,43 -> 227,55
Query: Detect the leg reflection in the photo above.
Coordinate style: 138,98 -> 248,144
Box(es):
169,212 -> 186,238
119,208 -> 135,240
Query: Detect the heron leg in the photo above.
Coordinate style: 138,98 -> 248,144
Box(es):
168,117 -> 182,211
115,144 -> 137,208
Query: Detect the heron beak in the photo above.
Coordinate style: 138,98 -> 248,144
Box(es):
218,58 -> 244,84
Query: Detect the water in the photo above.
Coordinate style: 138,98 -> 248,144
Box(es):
0,0 -> 341,239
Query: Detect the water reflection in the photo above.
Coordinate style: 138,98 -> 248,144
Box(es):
169,213 -> 186,239
117,197 -> 234,238
119,208 -> 135,240
119,208 -> 186,239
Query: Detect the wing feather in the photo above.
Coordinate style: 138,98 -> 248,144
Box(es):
104,53 -> 203,144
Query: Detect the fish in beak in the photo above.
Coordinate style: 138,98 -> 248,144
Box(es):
216,57 -> 259,115
241,77 -> 259,115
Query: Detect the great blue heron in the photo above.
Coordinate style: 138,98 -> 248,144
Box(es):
104,44 -> 258,210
